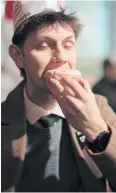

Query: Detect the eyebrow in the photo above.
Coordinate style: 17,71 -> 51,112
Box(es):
37,36 -> 75,42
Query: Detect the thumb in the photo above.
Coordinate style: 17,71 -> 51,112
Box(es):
45,78 -> 64,98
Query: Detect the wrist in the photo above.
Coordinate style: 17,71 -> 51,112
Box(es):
86,128 -> 111,153
84,119 -> 108,142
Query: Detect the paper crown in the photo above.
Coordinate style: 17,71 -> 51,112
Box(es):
13,0 -> 68,31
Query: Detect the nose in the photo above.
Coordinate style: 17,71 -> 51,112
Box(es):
51,56 -> 66,64
52,42 -> 67,63
51,53 -> 67,64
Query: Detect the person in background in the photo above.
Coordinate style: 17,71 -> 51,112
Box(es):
92,57 -> 116,113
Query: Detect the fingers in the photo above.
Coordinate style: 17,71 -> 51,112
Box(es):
45,78 -> 64,101
45,78 -> 75,98
63,94 -> 83,112
61,76 -> 88,102
45,77 -> 86,117
78,78 -> 92,93
45,76 -> 92,103
45,78 -> 78,114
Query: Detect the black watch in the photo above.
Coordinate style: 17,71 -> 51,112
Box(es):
86,130 -> 111,153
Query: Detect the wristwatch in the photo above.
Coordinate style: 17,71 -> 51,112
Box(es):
86,129 -> 111,153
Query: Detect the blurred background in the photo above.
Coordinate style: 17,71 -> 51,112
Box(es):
1,1 -> 116,109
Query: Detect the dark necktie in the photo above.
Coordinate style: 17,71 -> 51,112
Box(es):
38,114 -> 61,128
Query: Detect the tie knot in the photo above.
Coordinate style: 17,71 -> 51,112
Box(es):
38,114 -> 61,128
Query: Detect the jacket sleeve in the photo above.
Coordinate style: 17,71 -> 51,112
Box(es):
86,95 -> 116,191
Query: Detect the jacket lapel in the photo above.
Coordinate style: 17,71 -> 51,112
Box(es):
68,124 -> 106,192
1,81 -> 27,191
2,81 -> 26,124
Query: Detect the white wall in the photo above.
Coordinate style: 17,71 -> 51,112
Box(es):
108,1 -> 116,51
67,1 -> 109,58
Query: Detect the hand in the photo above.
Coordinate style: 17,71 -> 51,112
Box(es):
45,76 -> 108,142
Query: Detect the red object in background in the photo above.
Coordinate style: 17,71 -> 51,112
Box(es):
5,1 -> 14,20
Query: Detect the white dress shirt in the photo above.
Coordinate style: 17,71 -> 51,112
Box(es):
24,88 -> 65,125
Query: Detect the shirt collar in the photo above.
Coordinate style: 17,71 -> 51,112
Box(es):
24,87 -> 65,124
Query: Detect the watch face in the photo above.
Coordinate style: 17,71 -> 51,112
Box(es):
86,130 -> 111,153
98,131 -> 111,151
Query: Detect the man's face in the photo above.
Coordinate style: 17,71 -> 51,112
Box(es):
22,24 -> 77,90
105,65 -> 116,81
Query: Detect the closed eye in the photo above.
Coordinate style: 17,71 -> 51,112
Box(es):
36,42 -> 49,50
63,41 -> 75,48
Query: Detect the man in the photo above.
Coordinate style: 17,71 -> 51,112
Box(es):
1,1 -> 116,192
93,57 -> 116,113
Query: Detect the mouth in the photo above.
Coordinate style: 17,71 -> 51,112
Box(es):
42,61 -> 71,78
54,61 -> 72,70
45,61 -> 71,74
44,62 -> 81,82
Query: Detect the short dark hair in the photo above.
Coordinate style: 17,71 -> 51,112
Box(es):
12,10 -> 82,78
103,59 -> 112,69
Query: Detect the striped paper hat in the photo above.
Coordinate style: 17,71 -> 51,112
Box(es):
13,0 -> 68,32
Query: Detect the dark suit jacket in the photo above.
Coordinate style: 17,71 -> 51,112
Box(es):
1,81 -> 116,192
92,77 -> 116,113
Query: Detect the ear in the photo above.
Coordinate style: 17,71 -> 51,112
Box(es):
9,44 -> 24,69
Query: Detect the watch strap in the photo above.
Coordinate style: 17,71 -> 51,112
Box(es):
86,129 -> 111,153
